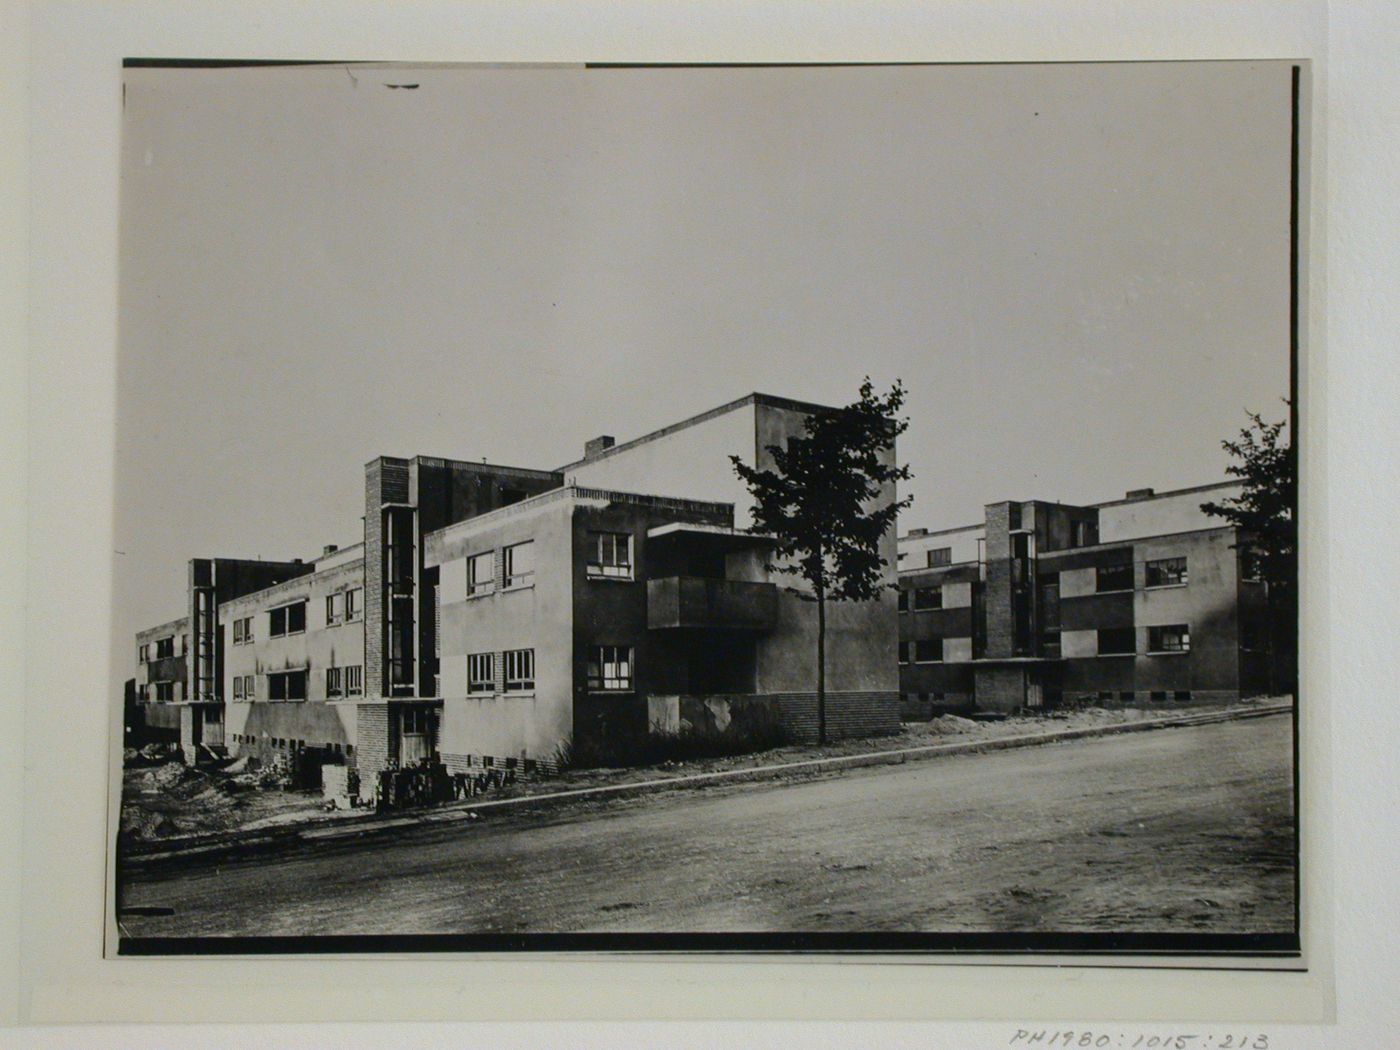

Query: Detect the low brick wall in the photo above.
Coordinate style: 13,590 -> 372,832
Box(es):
774,690 -> 902,744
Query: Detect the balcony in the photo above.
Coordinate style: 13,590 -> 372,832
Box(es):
647,576 -> 778,632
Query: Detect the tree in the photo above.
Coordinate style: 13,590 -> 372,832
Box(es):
731,379 -> 913,744
1200,406 -> 1297,693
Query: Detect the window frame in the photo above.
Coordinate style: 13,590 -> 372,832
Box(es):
912,586 -> 942,611
897,590 -> 909,613
1096,627 -> 1137,656
155,636 -> 175,660
503,542 -> 535,591
467,652 -> 495,694
503,648 -> 535,693
1145,556 -> 1188,589
586,531 -> 634,580
586,644 -> 635,692
913,638 -> 943,664
267,669 -> 308,702
325,592 -> 345,626
325,666 -> 343,698
1094,563 -> 1134,594
898,641 -> 911,665
467,551 -> 495,597
1147,624 -> 1191,654
268,600 -> 308,638
345,588 -> 362,621
927,547 -> 952,568
345,665 -> 363,697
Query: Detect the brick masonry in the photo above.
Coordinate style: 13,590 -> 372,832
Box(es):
774,690 -> 901,744
354,703 -> 394,798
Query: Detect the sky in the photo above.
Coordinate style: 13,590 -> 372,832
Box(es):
115,60 -> 1294,667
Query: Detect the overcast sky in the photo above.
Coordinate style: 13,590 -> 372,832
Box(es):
115,60 -> 1293,663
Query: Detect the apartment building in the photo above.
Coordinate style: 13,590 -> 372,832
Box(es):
896,483 -> 1275,717
130,393 -> 902,790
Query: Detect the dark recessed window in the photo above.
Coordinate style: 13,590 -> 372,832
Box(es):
1097,628 -> 1136,656
914,639 -> 943,663
927,547 -> 952,568
913,587 -> 942,611
1095,563 -> 1134,593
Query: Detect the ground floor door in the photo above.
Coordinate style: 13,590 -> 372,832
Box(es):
398,705 -> 438,767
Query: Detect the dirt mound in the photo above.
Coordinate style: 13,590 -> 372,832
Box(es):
925,715 -> 979,735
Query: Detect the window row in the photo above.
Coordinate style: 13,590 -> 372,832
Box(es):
229,665 -> 365,701
898,586 -> 944,612
138,634 -> 187,663
231,589 -> 364,646
462,648 -> 537,693
1096,625 -> 1191,655
457,531 -> 635,600
898,639 -> 944,664
1094,557 -> 1188,593
462,542 -> 535,598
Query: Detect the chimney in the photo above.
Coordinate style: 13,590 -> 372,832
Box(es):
584,435 -> 616,460
322,544 -> 339,557
1125,487 -> 1155,501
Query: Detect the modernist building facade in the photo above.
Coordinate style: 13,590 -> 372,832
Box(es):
129,394 -> 902,791
896,483 -> 1275,717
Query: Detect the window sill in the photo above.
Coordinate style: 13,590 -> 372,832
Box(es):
912,660 -> 944,666
588,688 -> 636,695
502,581 -> 535,593
1096,653 -> 1136,658
464,588 -> 495,601
1094,587 -> 1134,595
1144,583 -> 1188,591
1146,649 -> 1191,656
502,690 -> 535,698
586,573 -> 635,583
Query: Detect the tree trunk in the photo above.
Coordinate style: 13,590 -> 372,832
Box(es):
816,575 -> 827,746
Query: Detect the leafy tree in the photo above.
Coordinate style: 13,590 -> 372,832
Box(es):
731,380 -> 913,744
1200,406 -> 1297,692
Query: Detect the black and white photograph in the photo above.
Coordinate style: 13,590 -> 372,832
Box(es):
110,59 -> 1303,956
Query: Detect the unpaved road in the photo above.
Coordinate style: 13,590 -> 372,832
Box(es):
119,714 -> 1295,936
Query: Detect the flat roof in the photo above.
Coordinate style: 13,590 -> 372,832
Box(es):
898,479 -> 1243,539
556,391 -> 841,473
424,485 -> 736,546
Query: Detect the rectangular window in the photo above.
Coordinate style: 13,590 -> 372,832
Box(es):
503,542 -> 534,589
898,642 -> 911,665
503,649 -> 535,692
586,531 -> 633,579
233,676 -> 246,701
914,639 -> 942,663
232,616 -> 253,645
467,652 -> 495,694
927,547 -> 951,568
897,590 -> 909,612
267,670 -> 308,701
345,588 -> 362,621
1239,547 -> 1263,583
467,551 -> 495,596
586,645 -> 634,691
269,600 -> 307,637
326,592 -> 344,625
326,666 -> 343,698
913,586 -> 942,611
155,681 -> 174,702
138,644 -> 147,663
1071,520 -> 1100,548
1147,624 -> 1190,653
1097,627 -> 1136,656
345,665 -> 363,696
1095,563 -> 1134,593
155,636 -> 174,659
244,674 -> 255,700
1145,557 -> 1188,588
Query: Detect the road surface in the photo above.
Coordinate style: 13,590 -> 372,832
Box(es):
120,713 -> 1295,936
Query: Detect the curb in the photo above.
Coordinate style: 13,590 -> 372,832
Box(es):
122,702 -> 1291,869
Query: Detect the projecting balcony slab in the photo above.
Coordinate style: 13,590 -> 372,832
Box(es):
646,576 -> 778,631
